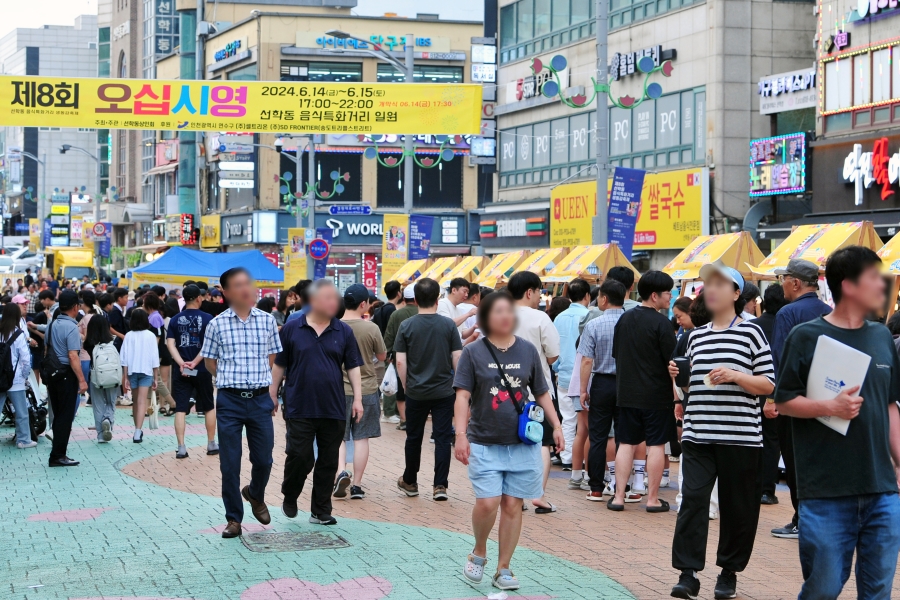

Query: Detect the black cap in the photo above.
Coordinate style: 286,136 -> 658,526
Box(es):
58,290 -> 79,311
182,284 -> 201,302
343,283 -> 370,305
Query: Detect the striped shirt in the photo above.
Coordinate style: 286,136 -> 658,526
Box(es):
683,321 -> 775,447
200,307 -> 282,389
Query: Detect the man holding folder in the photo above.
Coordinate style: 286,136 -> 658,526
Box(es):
775,246 -> 900,600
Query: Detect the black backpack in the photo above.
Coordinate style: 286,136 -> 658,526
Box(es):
41,320 -> 68,383
0,329 -> 22,393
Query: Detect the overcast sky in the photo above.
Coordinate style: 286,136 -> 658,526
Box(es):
1,0 -> 483,37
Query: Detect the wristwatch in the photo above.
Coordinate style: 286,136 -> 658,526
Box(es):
766,398 -> 775,404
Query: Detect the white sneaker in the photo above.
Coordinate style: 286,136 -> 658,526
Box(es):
709,511 -> 720,520
632,483 -> 648,495
381,414 -> 401,424
17,441 -> 37,449
580,479 -> 592,491
567,477 -> 585,490
603,481 -> 616,496
660,476 -> 670,488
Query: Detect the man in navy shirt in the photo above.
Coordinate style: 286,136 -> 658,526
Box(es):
768,258 -> 832,539
271,279 -> 363,526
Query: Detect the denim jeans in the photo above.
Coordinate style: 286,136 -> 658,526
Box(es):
5,389 -> 31,445
799,492 -> 900,600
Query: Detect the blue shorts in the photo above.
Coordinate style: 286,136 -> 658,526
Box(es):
128,372 -> 154,389
570,395 -> 584,412
468,442 -> 544,499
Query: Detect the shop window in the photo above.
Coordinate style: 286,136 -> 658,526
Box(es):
571,0 -> 590,22
854,54 -> 871,106
375,64 -> 463,84
535,0 -> 552,36
775,107 -> 814,135
824,58 -> 852,111
552,0 -> 569,30
228,64 -> 257,80
500,4 -> 517,48
894,46 -> 900,100
825,112 -> 852,133
873,48 -> 891,103
376,155 -> 463,209
517,0 -> 534,43
308,62 -> 362,82
281,151 -> 362,204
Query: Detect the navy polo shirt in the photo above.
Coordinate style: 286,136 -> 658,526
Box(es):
275,314 -> 363,421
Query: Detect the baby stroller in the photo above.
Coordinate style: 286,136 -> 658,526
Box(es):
0,381 -> 47,442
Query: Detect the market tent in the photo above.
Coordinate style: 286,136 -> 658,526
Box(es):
131,247 -> 284,287
387,259 -> 430,285
511,247 -> 569,279
664,232 -> 766,281
749,221 -> 881,279
439,255 -> 488,288
878,232 -> 900,275
416,256 -> 459,283
543,244 -> 639,283
475,251 -> 531,289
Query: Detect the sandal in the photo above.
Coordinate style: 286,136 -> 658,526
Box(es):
464,553 -> 488,584
646,499 -> 671,513
492,569 -> 520,591
534,502 -> 557,514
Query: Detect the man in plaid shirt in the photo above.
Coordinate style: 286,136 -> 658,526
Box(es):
201,267 -> 282,539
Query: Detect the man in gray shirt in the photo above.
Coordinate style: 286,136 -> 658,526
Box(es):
46,290 -> 88,467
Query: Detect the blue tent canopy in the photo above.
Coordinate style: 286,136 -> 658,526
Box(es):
131,247 -> 283,285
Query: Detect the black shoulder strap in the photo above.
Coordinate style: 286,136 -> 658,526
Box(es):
483,339 -> 524,415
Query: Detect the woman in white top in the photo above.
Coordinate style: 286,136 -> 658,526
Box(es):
0,303 -> 34,448
120,308 -> 159,443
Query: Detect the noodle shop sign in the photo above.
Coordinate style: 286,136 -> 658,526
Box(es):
842,137 -> 900,205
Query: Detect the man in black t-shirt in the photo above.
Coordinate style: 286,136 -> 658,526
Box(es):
373,281 -> 402,336
610,270 -> 677,512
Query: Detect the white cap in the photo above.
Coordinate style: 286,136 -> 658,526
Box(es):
403,283 -> 416,299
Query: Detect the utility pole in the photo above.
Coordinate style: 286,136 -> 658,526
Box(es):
306,136 -> 316,279
403,33 -> 414,213
592,0 -> 610,245
195,0 -> 205,221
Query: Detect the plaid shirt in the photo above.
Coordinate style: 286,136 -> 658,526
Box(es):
200,307 -> 282,389
26,291 -> 39,314
577,308 -> 625,375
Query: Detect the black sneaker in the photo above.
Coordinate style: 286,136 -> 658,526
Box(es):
714,569 -> 737,599
671,570 -> 700,600
771,522 -> 799,539
281,497 -> 298,519
349,485 -> 365,499
309,513 -> 337,525
561,463 -> 573,471
333,471 -> 351,498
397,421 -> 406,431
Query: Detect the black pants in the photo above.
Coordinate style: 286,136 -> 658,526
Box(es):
672,441 -> 763,573
777,414 -> 799,526
282,418 -> 345,518
47,369 -> 78,463
760,398 -> 780,496
587,374 -> 617,492
403,395 -> 454,488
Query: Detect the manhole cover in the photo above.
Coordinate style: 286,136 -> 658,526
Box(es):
241,531 -> 351,553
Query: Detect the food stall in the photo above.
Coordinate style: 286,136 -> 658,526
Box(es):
664,232 -> 766,297
876,232 -> 900,318
439,255 -> 489,288
509,247 -> 569,280
130,247 -> 284,288
386,259 -> 431,286
542,244 -> 640,296
475,251 -> 531,289
415,256 -> 459,283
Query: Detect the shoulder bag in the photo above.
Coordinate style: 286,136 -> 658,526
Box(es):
483,340 -> 544,445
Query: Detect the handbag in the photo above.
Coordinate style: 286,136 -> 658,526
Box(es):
483,340 -> 544,445
147,389 -> 159,430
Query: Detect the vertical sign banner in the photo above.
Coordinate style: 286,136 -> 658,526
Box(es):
362,253 -> 378,294
313,227 -> 333,280
381,213 -> 409,283
42,219 -> 52,249
284,227 -> 307,289
28,218 -> 40,249
608,167 -> 646,260
70,215 -> 84,246
408,215 -> 435,260
97,222 -> 112,258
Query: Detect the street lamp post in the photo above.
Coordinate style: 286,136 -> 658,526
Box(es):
274,135 -> 317,279
59,144 -> 101,259
593,0 -> 610,246
20,151 -> 46,250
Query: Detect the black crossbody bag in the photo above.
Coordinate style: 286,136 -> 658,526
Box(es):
483,340 -> 544,445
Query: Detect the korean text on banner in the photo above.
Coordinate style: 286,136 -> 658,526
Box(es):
284,227 -> 306,289
550,167 -> 709,250
313,228 -> 333,280
408,215 -> 435,261
28,218 -> 40,248
0,76 -> 483,135
382,214 -> 409,283
608,167 -> 646,261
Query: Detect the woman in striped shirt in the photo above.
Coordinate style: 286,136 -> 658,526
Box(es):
667,264 -> 775,600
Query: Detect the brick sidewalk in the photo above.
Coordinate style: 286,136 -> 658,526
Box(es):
123,413 -> 899,600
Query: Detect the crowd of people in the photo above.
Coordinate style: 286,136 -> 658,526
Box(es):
4,246 -> 900,598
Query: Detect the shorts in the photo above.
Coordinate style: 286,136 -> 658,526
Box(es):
616,406 -> 677,447
344,392 -> 381,441
172,368 -> 215,413
468,441 -> 544,499
128,372 -> 154,389
31,348 -> 42,371
571,395 -> 584,412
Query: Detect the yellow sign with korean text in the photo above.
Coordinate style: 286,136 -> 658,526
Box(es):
550,167 -> 709,250
0,76 -> 483,134
381,214 -> 410,285
29,218 -> 40,248
200,214 -> 221,248
284,227 -> 307,289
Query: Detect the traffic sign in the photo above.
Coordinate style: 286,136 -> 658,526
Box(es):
308,238 -> 330,261
219,143 -> 254,153
218,170 -> 254,179
92,222 -> 107,237
328,204 -> 372,216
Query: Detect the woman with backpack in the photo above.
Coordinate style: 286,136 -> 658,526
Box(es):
0,303 -> 34,448
77,291 -> 100,403
120,309 -> 159,443
84,316 -> 120,443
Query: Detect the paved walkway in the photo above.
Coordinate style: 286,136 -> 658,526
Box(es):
4,404 -> 895,599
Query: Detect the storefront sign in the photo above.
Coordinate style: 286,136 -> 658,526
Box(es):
154,0 -> 176,57
363,253 -> 378,293
551,167 -> 709,249
200,214 -> 220,248
757,68 -> 817,115
408,215 -> 435,260
328,204 -> 372,216
0,76 -> 483,135
296,32 -> 448,52
849,0 -> 900,22
165,213 -> 196,245
750,133 -> 807,196
479,211 -> 549,249
214,39 -> 246,63
842,138 -> 900,205
506,55 -> 569,104
381,214 -> 409,285
156,139 -> 178,165
322,215 -> 383,244
609,46 -> 676,82
608,167 -> 646,260
327,133 -> 472,150
834,31 -> 850,50
220,213 -> 253,245
50,193 -> 71,246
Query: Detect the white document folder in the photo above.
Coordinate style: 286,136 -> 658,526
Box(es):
805,334 -> 870,436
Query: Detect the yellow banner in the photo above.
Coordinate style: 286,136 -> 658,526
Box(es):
284,228 -> 307,289
29,218 -> 40,248
550,167 -> 709,250
200,214 -> 221,248
381,214 -> 410,284
0,76 -> 483,134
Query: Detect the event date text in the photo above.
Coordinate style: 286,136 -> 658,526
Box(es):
260,85 -> 377,98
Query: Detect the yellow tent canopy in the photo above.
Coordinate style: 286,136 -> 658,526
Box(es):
387,259 -> 430,285
664,232 -> 766,281
416,256 -> 459,282
439,255 -> 488,288
475,251 -> 531,288
512,247 -> 569,279
543,244 -> 639,283
878,232 -> 900,275
749,221 -> 881,279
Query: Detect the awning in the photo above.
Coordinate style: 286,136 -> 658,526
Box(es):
513,247 -> 568,278
750,221 -> 881,278
543,245 -> 640,283
475,251 -> 530,288
417,256 -> 459,282
387,259 -> 429,285
144,162 -> 178,176
878,233 -> 900,275
664,232 -> 766,281
130,246 -> 284,286
759,208 -> 900,238
439,255 -> 488,288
